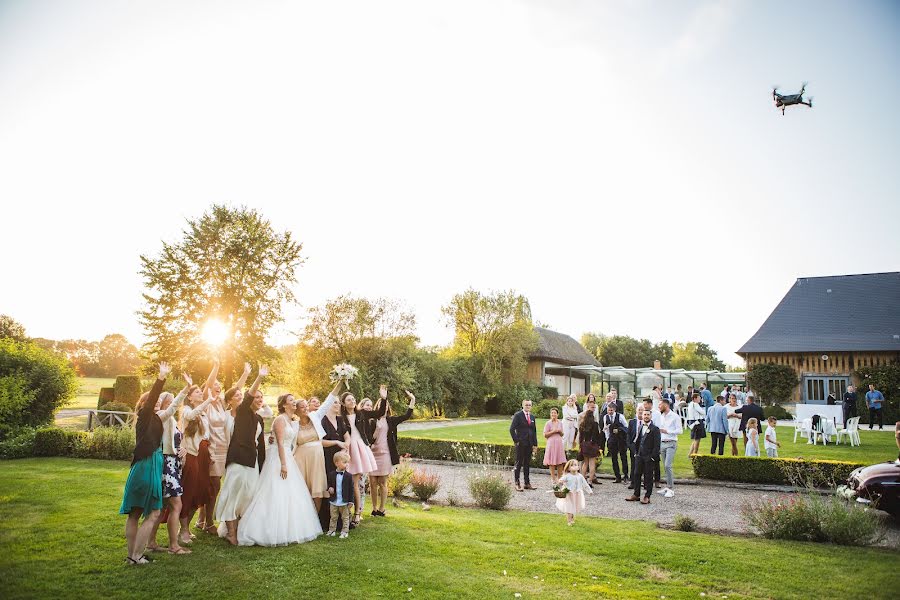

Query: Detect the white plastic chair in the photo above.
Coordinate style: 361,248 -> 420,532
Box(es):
838,417 -> 861,447
794,418 -> 813,443
820,418 -> 836,444
677,406 -> 688,429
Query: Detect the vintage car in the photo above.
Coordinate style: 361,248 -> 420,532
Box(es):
837,460 -> 900,519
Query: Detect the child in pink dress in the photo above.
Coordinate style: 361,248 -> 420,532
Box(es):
555,459 -> 592,525
542,408 -> 567,484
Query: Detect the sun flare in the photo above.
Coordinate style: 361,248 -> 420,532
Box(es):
201,318 -> 229,347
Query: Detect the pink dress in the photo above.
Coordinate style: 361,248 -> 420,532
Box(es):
543,420 -> 566,466
346,416 -> 378,476
555,472 -> 591,515
370,417 -> 392,477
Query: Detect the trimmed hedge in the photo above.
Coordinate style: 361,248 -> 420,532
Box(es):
7,426 -> 134,461
398,437 -> 578,469
114,375 -> 142,408
0,427 -> 37,459
97,387 -> 115,409
690,454 -> 865,487
764,404 -> 793,421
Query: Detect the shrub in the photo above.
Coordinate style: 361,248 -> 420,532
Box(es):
33,427 -> 69,456
531,399 -> 563,419
539,386 -> 559,399
113,375 -> 142,408
691,454 -> 865,487
747,363 -> 799,406
764,404 -> 793,421
742,493 -> 883,546
97,387 -> 115,409
78,427 -> 133,460
468,471 -> 512,510
673,514 -> 698,532
388,457 -> 414,497
0,339 -> 78,431
494,383 -> 543,415
410,468 -> 441,501
0,427 -> 36,459
484,396 -> 501,414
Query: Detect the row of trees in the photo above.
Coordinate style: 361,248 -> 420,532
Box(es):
0,316 -> 141,377
581,332 -> 728,371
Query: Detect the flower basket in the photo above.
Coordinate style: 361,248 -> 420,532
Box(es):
553,490 -> 569,499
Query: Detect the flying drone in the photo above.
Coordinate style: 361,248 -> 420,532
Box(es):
772,83 -> 812,115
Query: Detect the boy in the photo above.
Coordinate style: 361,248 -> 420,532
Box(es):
327,451 -> 354,539
764,416 -> 781,458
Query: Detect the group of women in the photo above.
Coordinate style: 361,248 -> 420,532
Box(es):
119,360 -> 415,565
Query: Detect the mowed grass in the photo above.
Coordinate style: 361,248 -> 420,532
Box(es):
63,377 -> 117,410
0,459 -> 898,600
400,421 -> 899,478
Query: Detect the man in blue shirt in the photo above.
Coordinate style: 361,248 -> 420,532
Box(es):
700,384 -> 715,410
866,384 -> 885,430
706,395 -> 729,455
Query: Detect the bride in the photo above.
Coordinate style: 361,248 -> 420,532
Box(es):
237,394 -> 322,546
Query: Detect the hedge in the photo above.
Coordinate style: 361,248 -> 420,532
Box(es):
97,387 -> 115,409
2,426 -> 135,461
397,437 -> 578,469
114,375 -> 142,409
690,454 -> 865,487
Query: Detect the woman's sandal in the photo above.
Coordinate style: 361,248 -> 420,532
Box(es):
145,545 -> 166,553
204,525 -> 218,535
168,547 -> 192,555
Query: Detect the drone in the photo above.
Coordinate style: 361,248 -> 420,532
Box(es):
772,83 -> 812,115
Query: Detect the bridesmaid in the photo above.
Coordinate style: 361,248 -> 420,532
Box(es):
368,389 -> 416,517
198,360 -> 251,534
178,384 -> 215,545
339,385 -> 388,527
318,392 -> 348,529
292,379 -> 342,512
119,363 -> 170,565
562,395 -> 579,451
543,407 -> 566,484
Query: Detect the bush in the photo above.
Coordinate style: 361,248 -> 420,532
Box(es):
468,471 -> 512,510
484,396 -> 501,414
539,386 -> 559,399
691,454 -> 865,487
113,375 -> 142,408
0,427 -> 36,459
747,363 -> 800,406
764,404 -> 793,421
531,398 -> 563,419
387,457 -> 414,497
97,387 -> 115,409
33,427 -> 69,456
0,339 -> 78,432
78,427 -> 133,460
493,383 -> 543,415
742,493 -> 883,546
673,514 -> 698,532
410,468 -> 441,501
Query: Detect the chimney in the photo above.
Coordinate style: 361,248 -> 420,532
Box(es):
653,360 -> 661,370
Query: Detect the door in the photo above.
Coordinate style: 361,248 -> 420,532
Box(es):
827,377 -> 849,403
803,377 -> 827,404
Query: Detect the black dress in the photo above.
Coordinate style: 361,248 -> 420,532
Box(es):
318,415 -> 347,530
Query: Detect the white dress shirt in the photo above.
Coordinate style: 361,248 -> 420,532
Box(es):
658,410 -> 683,442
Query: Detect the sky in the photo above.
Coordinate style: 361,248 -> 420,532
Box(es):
1,0 -> 898,366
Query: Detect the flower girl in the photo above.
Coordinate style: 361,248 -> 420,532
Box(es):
555,459 -> 592,525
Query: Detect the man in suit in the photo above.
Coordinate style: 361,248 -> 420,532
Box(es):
842,385 -> 858,426
602,402 -> 629,483
509,399 -> 538,491
626,408 -> 661,504
626,404 -> 643,490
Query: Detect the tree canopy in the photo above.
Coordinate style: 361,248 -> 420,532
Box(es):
139,205 -> 303,383
0,315 -> 27,342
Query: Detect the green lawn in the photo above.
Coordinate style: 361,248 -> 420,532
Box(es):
0,458 -> 897,599
401,421 -> 899,478
64,377 -> 117,410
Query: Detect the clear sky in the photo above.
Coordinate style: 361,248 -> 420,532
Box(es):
1,0 -> 898,365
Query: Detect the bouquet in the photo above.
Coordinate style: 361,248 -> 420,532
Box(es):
329,363 -> 359,385
551,483 -> 570,499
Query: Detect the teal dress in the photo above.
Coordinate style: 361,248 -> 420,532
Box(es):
119,446 -> 164,515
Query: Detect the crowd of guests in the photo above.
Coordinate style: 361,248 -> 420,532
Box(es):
509,385 -> 773,522
119,361 -> 415,565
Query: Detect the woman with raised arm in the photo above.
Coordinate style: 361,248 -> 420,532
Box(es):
146,376 -> 192,555
368,389 -> 416,517
340,384 -> 388,527
215,365 -> 268,545
178,382 -> 215,545
293,380 -> 344,512
237,392 -> 323,546
119,363 -> 172,565
198,360 -> 251,534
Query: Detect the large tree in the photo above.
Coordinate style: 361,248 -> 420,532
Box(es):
441,289 -> 537,388
0,315 -> 27,342
139,205 -> 303,383
593,335 -> 671,368
97,334 -> 141,376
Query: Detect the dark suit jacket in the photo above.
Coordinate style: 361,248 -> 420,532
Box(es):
735,403 -> 765,432
509,410 -> 538,446
327,469 -> 355,504
634,422 -> 661,460
345,398 -> 388,447
226,391 -> 266,471
626,418 -> 639,453
386,408 -> 414,466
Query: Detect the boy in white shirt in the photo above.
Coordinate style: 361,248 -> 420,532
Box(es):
764,416 -> 781,458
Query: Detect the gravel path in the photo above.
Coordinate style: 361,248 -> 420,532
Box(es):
405,460 -> 900,549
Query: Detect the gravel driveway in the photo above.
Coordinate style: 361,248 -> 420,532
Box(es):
405,460 -> 900,549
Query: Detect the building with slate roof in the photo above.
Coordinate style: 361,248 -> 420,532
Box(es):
738,272 -> 900,404
527,327 -> 601,396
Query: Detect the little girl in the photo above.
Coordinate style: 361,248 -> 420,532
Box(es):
745,418 -> 760,457
555,459 -> 592,526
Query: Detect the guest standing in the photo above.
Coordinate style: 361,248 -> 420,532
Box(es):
706,395 -> 729,456
543,407 -> 566,484
745,418 -> 760,457
562,395 -> 580,451
763,416 -> 781,457
726,394 -> 742,456
292,380 -> 342,512
318,392 -> 348,530
842,385 -> 858,427
368,389 -> 416,517
510,399 -> 538,491
686,392 -> 707,456
216,365 -> 268,545
866,384 -> 885,430
119,363 -> 170,565
657,399 -> 682,499
326,451 -> 354,539
340,385 -> 388,526
626,405 -> 643,490
735,393 -> 765,449
577,408 -> 604,487
601,403 -> 629,483
626,409 -> 660,505
555,459 -> 592,526
178,382 -> 215,545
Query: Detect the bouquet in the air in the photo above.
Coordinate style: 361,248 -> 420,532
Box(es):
329,363 -> 359,385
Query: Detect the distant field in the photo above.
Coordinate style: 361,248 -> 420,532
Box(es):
64,377 -> 116,410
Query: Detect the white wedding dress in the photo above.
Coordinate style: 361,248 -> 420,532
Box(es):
237,417 -> 322,546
